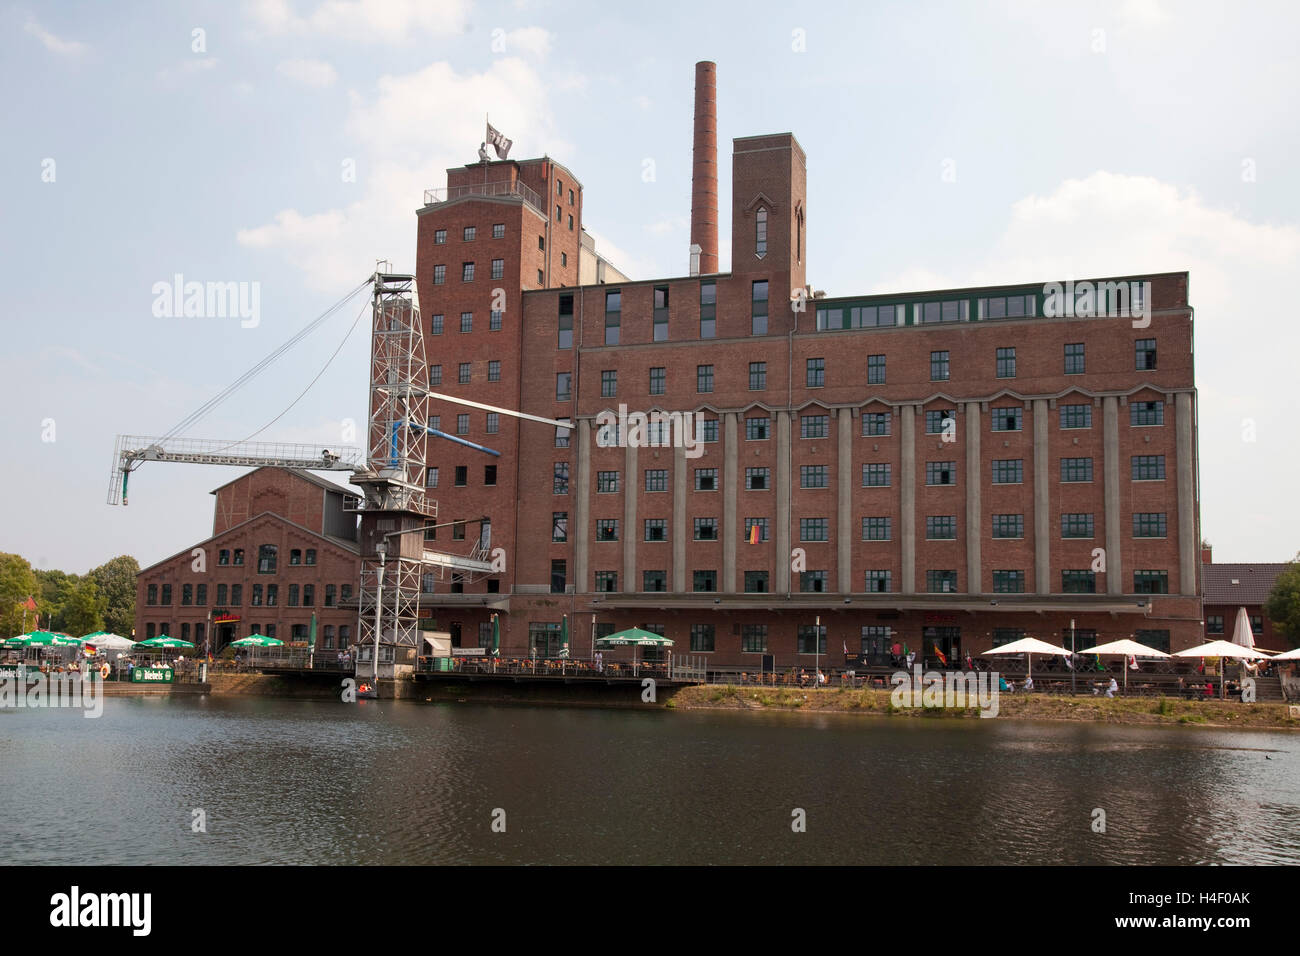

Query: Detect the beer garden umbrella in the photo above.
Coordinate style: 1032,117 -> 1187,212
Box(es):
981,636 -> 1073,680
596,626 -> 675,675
1173,639 -> 1272,698
229,635 -> 283,647
1077,638 -> 1170,694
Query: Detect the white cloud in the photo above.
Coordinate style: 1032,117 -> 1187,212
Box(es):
24,16 -> 88,56
246,0 -> 472,43
276,57 -> 338,87
496,26 -> 551,58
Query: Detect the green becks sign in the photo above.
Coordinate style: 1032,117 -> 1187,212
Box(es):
130,667 -> 174,684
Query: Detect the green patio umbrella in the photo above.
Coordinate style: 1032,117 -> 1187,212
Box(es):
229,635 -> 284,647
4,630 -> 61,647
491,613 -> 500,658
135,636 -> 196,649
595,627 -> 675,674
560,615 -> 570,659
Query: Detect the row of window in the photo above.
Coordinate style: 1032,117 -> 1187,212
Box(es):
425,465 -> 498,488
429,312 -> 505,336
212,546 -> 317,570
861,456 -> 1168,487
433,224 -> 509,243
430,360 -> 503,386
146,582 -> 354,607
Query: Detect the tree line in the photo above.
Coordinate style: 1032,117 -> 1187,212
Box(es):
0,552 -> 138,638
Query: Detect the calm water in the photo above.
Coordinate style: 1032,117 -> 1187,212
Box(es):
1,696 -> 1297,865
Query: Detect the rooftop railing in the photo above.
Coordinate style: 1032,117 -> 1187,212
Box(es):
423,180 -> 543,213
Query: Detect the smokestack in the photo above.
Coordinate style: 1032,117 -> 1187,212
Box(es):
690,61 -> 718,275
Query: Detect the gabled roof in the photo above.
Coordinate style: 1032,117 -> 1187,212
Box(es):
1202,563 -> 1291,605
137,510 -> 360,576
209,467 -> 359,497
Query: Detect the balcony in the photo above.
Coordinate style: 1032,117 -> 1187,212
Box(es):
423,180 -> 543,214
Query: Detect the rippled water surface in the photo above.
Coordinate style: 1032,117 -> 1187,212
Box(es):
2,697 -> 1297,865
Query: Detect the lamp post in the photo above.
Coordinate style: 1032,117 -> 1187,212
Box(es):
373,541 -> 387,683
814,614 -> 821,688
1070,618 -> 1076,695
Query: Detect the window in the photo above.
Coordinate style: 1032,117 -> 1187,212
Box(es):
1135,629 -> 1171,653
744,517 -> 769,542
429,364 -> 442,386
490,310 -> 502,331
865,571 -> 891,593
453,522 -> 466,541
697,418 -> 719,443
642,570 -> 667,593
558,294 -> 574,349
979,294 -> 1036,319
800,518 -> 828,542
700,282 -> 717,338
232,549 -> 244,566
426,466 -> 439,488
992,406 -> 1022,432
926,516 -> 956,539
324,585 -> 336,607
462,262 -> 475,282
992,627 -> 1026,647
744,571 -> 769,593
741,466 -> 772,492
930,350 -> 950,381
867,354 -> 886,385
862,516 -> 891,540
605,290 -> 621,345
992,514 -> 1024,539
230,584 -> 241,605
653,287 -> 669,342
463,226 -> 476,241
797,624 -> 827,654
288,584 -> 299,607
644,518 -> 667,542
1061,513 -> 1095,538
1132,455 -> 1166,481
1130,401 -> 1164,426
1136,338 -> 1157,371
556,203 -> 562,221
645,469 -> 668,492
594,571 -> 618,593
1062,570 -> 1096,593
863,463 -> 891,487
695,468 -> 718,492
555,426 -> 570,448
601,370 -> 618,398
649,367 -> 665,395
992,570 -> 1025,593
216,584 -> 227,605
741,625 -> 767,653
1207,615 -> 1224,635
1060,404 -> 1092,429
752,280 -> 768,335
491,258 -> 504,280
556,372 -> 571,401
1062,457 -> 1094,482
551,560 -> 567,594
926,461 -> 956,486
693,570 -> 717,592
796,464 -> 827,489
755,206 -> 767,256
568,214 -> 573,231
926,570 -> 958,593
553,462 -> 569,494
1133,512 -> 1167,537
862,412 -> 890,436
266,584 -> 278,606
693,518 -> 718,541
484,464 -> 497,486
745,417 -> 770,441
801,414 -> 828,439
992,459 -> 1024,484
458,362 -> 471,384
430,314 -> 444,335
800,571 -> 829,594
806,357 -> 825,388
454,466 -> 467,486
428,415 -> 441,434
257,544 -> 277,574
749,362 -> 767,390
1064,342 -> 1085,374
304,549 -> 315,566
433,264 -> 445,284
492,223 -> 505,239
697,365 -> 714,393
996,347 -> 1016,378
434,229 -> 446,244
487,360 -> 501,382
458,311 -> 474,335
596,471 -> 620,493
456,413 -> 469,435
925,409 -> 954,434
218,549 -> 229,566
539,235 -> 545,250
919,300 -> 964,324
1134,570 -> 1169,594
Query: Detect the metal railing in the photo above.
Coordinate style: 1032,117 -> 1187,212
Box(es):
423,180 -> 543,212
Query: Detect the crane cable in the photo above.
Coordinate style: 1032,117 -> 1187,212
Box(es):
155,276 -> 373,446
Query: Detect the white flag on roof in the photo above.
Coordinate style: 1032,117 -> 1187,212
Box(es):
486,122 -> 512,159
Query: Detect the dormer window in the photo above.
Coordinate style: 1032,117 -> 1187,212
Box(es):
755,206 -> 767,257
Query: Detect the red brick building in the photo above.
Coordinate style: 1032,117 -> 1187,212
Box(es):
135,469 -> 361,653
1201,547 -> 1290,650
411,63 -> 1203,667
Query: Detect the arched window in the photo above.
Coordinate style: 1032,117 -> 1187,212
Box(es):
755,207 -> 768,257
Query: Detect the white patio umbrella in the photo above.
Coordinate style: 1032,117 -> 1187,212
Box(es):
1268,646 -> 1300,661
1077,639 -> 1171,694
1230,607 -> 1256,649
981,636 -> 1073,681
1173,639 -> 1272,698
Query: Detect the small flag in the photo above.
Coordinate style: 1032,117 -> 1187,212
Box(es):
486,122 -> 512,159
748,523 -> 760,545
933,643 -> 948,667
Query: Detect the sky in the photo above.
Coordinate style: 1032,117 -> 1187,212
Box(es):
2,0 -> 1298,574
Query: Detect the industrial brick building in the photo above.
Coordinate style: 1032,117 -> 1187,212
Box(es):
410,61 -> 1203,668
1201,546 -> 1287,649
134,469 -> 361,653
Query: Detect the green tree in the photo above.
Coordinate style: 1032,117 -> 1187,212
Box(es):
1264,555 -> 1300,649
89,555 -> 139,637
35,568 -> 76,632
62,577 -> 105,637
0,553 -> 39,637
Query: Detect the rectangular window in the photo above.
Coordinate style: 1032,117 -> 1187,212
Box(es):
693,570 -> 718,592
484,464 -> 497,486
930,350 -> 950,381
745,467 -> 770,490
456,413 -> 469,434
745,416 -> 770,441
324,584 -> 335,607
801,415 -> 828,439
430,314 -> 444,335
919,300 -> 964,324
991,459 -> 1024,484
1130,401 -> 1165,426
799,517 -> 829,541
1136,338 -> 1157,371
644,518 -> 667,542
697,365 -> 714,393
688,624 -> 715,652
1133,512 -> 1168,537
979,294 -> 1036,319
749,362 -> 766,390
1064,342 -> 1085,374
695,468 -> 718,491
1135,629 -> 1171,653
555,425 -> 570,448
463,226 -> 476,241
459,311 -> 474,334
596,471 -> 620,493
744,571 -> 769,593
558,294 -> 574,349
926,515 -> 957,539
429,364 -> 442,386
925,461 -> 956,486
1132,455 -> 1166,480
491,258 -> 504,280
926,570 -> 958,593
741,625 -> 767,653
1207,615 -> 1224,635
992,406 -> 1023,432
216,584 -> 227,605
862,412 -> 891,436
862,516 -> 891,540
643,570 -> 667,593
1061,457 -> 1094,482
490,310 -> 502,331
1061,513 -> 1095,538
700,282 -> 716,338
865,570 -> 892,593
218,549 -> 229,566
1061,570 -> 1097,593
601,370 -> 617,398
863,463 -> 891,487
697,418 -> 719,443
806,357 -> 825,388
426,466 -> 439,488
996,347 -> 1016,378
182,583 -> 193,606
551,560 -> 567,594
462,262 -> 475,282
433,264 -> 446,284
652,286 -> 669,342
230,584 -> 241,605
693,518 -> 718,541
487,360 -> 501,382
553,462 -> 569,494
867,354 -> 886,385
594,571 -> 618,593
492,223 -> 505,239
232,549 -> 243,566
458,362 -> 471,384
797,624 -> 827,654
992,514 -> 1024,538
1060,404 -> 1092,429
752,280 -> 769,335
800,465 -> 828,489
257,544 -> 277,574
556,372 -> 571,402
744,517 -> 769,543
1134,570 -> 1169,594
605,290 -> 621,345
434,229 -> 446,244
645,469 -> 668,492
925,409 -> 955,434
992,570 -> 1025,593
455,465 -> 467,486
800,571 -> 829,594
649,367 -> 665,395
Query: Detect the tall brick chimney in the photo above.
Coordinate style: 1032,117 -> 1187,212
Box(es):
690,60 -> 718,275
